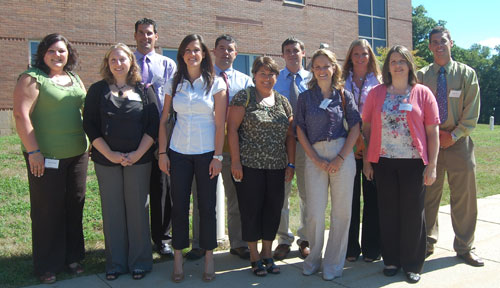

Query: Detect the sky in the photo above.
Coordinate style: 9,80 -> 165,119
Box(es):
412,0 -> 500,50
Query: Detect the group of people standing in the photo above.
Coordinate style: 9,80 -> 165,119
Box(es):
13,16 -> 482,285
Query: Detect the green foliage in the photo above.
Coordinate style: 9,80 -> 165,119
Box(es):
412,5 -> 447,64
375,47 -> 429,71
412,5 -> 500,124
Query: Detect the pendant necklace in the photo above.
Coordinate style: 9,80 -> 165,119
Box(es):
115,84 -> 127,97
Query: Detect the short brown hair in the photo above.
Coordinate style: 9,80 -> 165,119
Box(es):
308,49 -> 343,90
382,45 -> 417,87
100,43 -> 141,85
251,56 -> 280,77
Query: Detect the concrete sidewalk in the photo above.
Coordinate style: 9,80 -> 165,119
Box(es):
27,194 -> 500,288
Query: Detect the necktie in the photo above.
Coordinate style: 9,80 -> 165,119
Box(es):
220,71 -> 230,116
436,67 -> 448,123
140,56 -> 149,85
289,73 -> 299,114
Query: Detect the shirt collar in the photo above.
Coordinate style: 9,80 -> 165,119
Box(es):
214,65 -> 234,77
283,66 -> 309,80
432,59 -> 454,74
134,50 -> 156,60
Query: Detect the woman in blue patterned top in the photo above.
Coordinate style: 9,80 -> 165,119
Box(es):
295,49 -> 361,280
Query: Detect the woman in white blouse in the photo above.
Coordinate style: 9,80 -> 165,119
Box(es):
158,34 -> 227,283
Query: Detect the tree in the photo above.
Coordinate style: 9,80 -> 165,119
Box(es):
412,5 -> 500,124
412,5 -> 446,63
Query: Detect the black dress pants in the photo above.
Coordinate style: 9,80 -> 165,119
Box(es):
24,152 -> 88,276
372,158 -> 426,273
346,158 -> 381,259
169,149 -> 217,250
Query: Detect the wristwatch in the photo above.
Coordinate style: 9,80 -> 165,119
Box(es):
213,155 -> 223,161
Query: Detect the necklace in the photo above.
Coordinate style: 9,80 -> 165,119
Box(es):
115,84 -> 127,97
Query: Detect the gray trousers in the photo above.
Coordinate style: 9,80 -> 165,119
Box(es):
95,162 -> 153,273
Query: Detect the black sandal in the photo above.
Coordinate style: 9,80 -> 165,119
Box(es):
132,269 -> 146,280
263,258 -> 280,274
251,260 -> 267,277
105,271 -> 119,281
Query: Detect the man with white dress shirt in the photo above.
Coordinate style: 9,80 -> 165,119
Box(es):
273,37 -> 312,260
186,34 -> 254,260
133,18 -> 177,256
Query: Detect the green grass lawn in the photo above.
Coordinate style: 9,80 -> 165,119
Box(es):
0,124 -> 499,287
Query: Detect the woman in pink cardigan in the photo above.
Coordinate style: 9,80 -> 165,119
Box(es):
362,45 -> 440,284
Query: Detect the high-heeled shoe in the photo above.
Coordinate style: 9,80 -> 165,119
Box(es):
202,272 -> 216,282
171,271 -> 184,283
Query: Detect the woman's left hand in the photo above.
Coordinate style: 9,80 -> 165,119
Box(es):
285,166 -> 295,182
423,163 -> 437,186
122,151 -> 141,166
327,155 -> 343,174
209,158 -> 222,179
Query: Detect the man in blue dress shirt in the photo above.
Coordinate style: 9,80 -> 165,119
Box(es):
133,18 -> 177,256
186,34 -> 254,260
273,37 -> 312,260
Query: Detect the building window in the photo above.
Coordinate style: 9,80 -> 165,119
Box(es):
284,0 -> 305,5
233,53 -> 259,76
163,48 -> 258,77
29,41 -> 40,67
162,48 -> 178,65
358,0 -> 386,54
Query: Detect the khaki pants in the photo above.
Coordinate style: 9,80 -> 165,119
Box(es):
425,136 -> 478,254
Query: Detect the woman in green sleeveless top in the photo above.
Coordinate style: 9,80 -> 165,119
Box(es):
13,33 -> 89,284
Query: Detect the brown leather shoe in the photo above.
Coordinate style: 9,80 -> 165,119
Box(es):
273,244 -> 291,260
299,241 -> 310,259
230,247 -> 250,259
457,251 -> 484,267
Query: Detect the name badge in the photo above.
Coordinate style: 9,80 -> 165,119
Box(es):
399,103 -> 413,111
44,158 -> 60,169
127,92 -> 143,102
449,90 -> 461,98
319,98 -> 332,110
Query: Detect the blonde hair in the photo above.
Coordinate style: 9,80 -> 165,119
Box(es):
308,49 -> 343,90
342,39 -> 381,80
100,43 -> 141,85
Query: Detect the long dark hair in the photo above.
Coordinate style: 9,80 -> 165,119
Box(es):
34,33 -> 78,75
172,34 -> 214,97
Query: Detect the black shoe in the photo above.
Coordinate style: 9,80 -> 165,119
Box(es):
383,266 -> 399,277
406,272 -> 421,283
230,247 -> 250,259
185,248 -> 206,260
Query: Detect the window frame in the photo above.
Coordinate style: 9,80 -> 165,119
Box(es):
358,0 -> 387,54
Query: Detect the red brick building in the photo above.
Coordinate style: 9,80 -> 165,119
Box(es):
0,0 -> 412,134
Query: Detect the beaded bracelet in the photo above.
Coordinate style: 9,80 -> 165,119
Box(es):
287,163 -> 296,169
337,154 -> 344,161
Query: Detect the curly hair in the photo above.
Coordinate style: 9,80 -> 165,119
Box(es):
34,33 -> 78,75
100,43 -> 141,85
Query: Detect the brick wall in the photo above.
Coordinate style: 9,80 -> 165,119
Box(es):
0,0 -> 412,111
